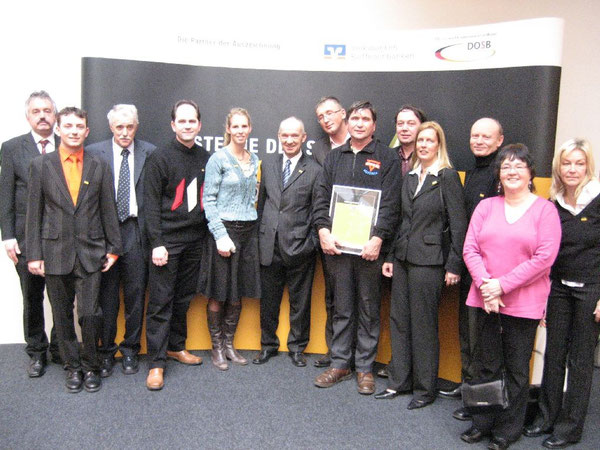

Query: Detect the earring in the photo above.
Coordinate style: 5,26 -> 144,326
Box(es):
528,180 -> 533,191
497,181 -> 502,193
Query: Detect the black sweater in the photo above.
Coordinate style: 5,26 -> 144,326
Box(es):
143,139 -> 209,249
463,150 -> 499,219
551,194 -> 600,284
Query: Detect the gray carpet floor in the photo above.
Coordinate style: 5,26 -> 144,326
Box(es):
1,344 -> 598,449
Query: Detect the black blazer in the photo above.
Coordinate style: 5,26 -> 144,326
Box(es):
0,133 -> 59,252
86,138 -> 156,245
25,149 -> 122,275
391,167 -> 467,274
257,152 -> 322,266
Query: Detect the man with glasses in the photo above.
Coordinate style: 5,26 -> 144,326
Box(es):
310,96 -> 350,368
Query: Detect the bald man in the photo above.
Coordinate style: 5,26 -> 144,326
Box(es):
443,118 -> 504,420
253,117 -> 322,367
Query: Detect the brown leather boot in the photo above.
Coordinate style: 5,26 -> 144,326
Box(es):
223,302 -> 248,365
207,304 -> 228,371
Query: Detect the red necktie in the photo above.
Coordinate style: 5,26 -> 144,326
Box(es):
40,139 -> 49,154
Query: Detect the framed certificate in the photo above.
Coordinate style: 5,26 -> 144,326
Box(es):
329,185 -> 381,255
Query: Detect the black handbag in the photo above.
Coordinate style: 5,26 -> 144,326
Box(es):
462,377 -> 509,414
462,315 -> 509,414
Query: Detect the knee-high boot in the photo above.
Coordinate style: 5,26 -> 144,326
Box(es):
207,304 -> 228,371
223,301 -> 248,365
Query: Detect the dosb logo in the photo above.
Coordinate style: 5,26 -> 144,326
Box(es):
324,44 -> 346,59
435,40 -> 495,62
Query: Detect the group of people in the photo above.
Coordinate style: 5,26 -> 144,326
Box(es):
1,91 -> 599,449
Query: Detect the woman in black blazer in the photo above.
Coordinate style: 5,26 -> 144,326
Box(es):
524,138 -> 600,448
377,121 -> 468,409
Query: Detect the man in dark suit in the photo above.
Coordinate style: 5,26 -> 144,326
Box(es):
26,107 -> 122,393
87,104 -> 156,377
0,90 -> 61,377
252,117 -> 321,367
309,96 -> 350,368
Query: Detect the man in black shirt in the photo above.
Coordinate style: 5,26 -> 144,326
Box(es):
313,101 -> 401,395
144,100 -> 209,390
443,117 -> 504,420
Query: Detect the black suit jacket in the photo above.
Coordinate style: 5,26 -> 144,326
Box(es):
25,149 -> 122,275
86,138 -> 156,245
257,152 -> 322,266
310,135 -> 349,167
391,167 -> 468,274
0,132 -> 59,253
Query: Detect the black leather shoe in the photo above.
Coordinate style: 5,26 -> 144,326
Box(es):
453,407 -> 472,421
289,352 -> 307,367
65,370 -> 83,393
488,437 -> 510,450
407,398 -> 434,410
252,349 -> 278,365
438,384 -> 462,398
121,355 -> 139,375
523,424 -> 552,437
83,371 -> 101,393
313,352 -> 331,368
460,427 -> 486,444
377,366 -> 389,378
542,436 -> 575,449
374,389 -> 410,400
100,356 -> 113,378
28,358 -> 47,378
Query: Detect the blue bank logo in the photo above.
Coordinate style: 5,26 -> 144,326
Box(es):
324,44 -> 346,59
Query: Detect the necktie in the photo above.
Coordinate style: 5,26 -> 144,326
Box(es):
117,148 -> 130,222
40,139 -> 49,154
66,155 -> 81,205
282,159 -> 291,187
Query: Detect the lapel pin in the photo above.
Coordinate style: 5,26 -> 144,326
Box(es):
431,180 -> 438,186
479,193 -> 485,198
581,217 -> 588,222
83,180 -> 89,185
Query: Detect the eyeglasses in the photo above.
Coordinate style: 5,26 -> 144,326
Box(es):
317,109 -> 342,122
500,164 -> 528,173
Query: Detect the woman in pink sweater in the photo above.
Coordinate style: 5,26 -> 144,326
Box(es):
459,144 -> 561,450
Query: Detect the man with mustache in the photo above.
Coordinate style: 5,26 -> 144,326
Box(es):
0,91 -> 62,377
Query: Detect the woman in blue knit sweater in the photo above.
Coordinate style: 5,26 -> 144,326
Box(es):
199,108 -> 261,370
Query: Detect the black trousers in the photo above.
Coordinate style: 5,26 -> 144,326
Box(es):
259,241 -> 315,353
45,258 -> 102,372
98,218 -> 148,358
458,270 -> 479,381
537,281 -> 600,442
145,239 -> 203,369
471,310 -> 539,442
387,260 -> 444,401
319,249 -> 335,351
327,253 -> 382,373
15,253 -> 59,360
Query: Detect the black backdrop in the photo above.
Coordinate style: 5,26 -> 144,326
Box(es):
82,57 -> 560,176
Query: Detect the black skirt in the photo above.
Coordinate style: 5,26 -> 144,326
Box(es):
198,220 -> 261,302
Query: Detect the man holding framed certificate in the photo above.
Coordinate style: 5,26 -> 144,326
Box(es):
312,101 -> 401,395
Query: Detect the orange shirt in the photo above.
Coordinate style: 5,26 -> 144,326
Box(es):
59,144 -> 83,205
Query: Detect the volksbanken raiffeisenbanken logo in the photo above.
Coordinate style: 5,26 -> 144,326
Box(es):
324,44 -> 346,59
